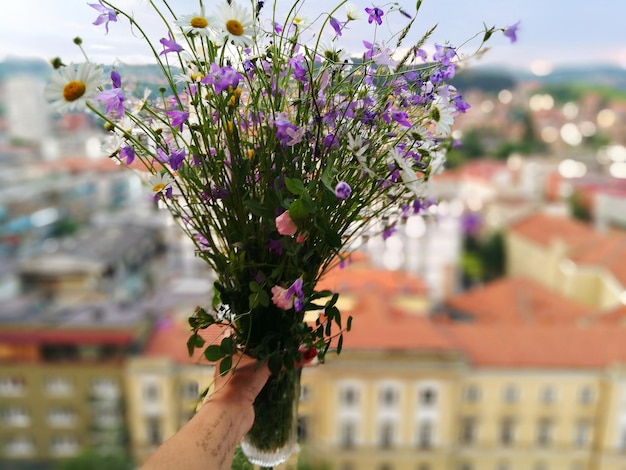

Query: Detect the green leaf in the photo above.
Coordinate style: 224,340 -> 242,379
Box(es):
337,334 -> 344,355
244,198 -> 269,217
282,353 -> 294,371
186,334 -> 205,356
268,354 -> 283,374
219,355 -> 232,376
289,198 -> 309,219
347,315 -> 353,332
204,345 -> 225,362
249,281 -> 261,292
285,177 -> 305,195
221,336 -> 235,354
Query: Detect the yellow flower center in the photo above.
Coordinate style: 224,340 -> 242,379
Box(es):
247,149 -> 255,159
226,19 -> 244,36
190,16 -> 208,29
152,183 -> 166,193
63,81 -> 86,102
191,72 -> 204,82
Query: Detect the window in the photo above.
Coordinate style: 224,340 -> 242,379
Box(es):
1,406 -> 30,427
340,421 -> 356,449
464,385 -> 481,403
502,385 -> 518,404
146,417 -> 162,446
340,386 -> 359,407
0,376 -> 26,396
417,420 -> 434,449
47,408 -> 77,427
380,387 -> 398,407
540,386 -> 555,404
91,377 -> 119,399
180,381 -> 198,400
379,421 -> 395,449
300,384 -> 310,402
536,418 -> 553,447
45,377 -> 73,396
460,417 -> 477,445
579,386 -> 594,405
143,382 -> 160,401
419,387 -> 437,407
4,436 -> 35,457
297,416 -> 309,443
574,420 -> 590,447
500,417 -> 515,446
50,435 -> 79,457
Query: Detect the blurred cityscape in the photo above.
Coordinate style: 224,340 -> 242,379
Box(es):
2,57 -> 626,470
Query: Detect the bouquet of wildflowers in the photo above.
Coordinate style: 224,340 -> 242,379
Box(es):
46,0 -> 515,464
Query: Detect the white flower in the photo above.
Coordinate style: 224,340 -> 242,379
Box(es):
175,8 -> 216,38
317,40 -> 351,65
148,173 -> 174,194
44,63 -> 104,113
429,97 -> 455,136
347,133 -> 375,176
389,147 -> 426,198
214,1 -> 256,47
102,133 -> 123,157
345,3 -> 362,21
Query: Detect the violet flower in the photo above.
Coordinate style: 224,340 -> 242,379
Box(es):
160,32 -> 183,56
89,0 -> 117,33
334,181 -> 351,200
168,110 -> 189,131
504,21 -> 520,43
365,7 -> 384,25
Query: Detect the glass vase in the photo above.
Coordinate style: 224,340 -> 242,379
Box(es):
241,367 -> 301,467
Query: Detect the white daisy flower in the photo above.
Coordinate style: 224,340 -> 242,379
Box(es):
345,3 -> 362,21
44,63 -> 104,113
214,1 -> 256,47
317,40 -> 351,65
429,97 -> 455,136
175,8 -> 215,38
102,133 -> 123,157
148,173 -> 174,195
389,147 -> 426,198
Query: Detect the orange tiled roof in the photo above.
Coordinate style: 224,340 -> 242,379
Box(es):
509,212 -> 601,251
444,277 -> 591,325
569,231 -> 626,287
142,317 -> 224,365
444,324 -> 626,368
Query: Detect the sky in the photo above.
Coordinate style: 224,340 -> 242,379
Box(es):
1,0 -> 625,73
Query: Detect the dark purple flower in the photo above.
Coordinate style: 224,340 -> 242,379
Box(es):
382,224 -> 397,240
168,110 -> 189,131
110,70 -> 122,88
160,32 -> 183,56
288,55 -> 308,82
365,7 -> 384,25
286,278 -> 305,313
504,21 -> 520,43
334,181 -> 351,200
391,111 -> 412,128
119,145 -> 135,165
267,239 -> 284,255
168,148 -> 186,171
89,0 -> 117,34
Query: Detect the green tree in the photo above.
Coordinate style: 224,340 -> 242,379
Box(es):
54,449 -> 134,470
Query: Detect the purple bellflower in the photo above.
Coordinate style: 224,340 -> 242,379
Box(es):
365,7 -> 384,25
504,21 -> 520,43
160,32 -> 183,56
88,0 -> 118,34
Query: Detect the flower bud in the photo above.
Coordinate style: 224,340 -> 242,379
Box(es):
73,37 -> 83,46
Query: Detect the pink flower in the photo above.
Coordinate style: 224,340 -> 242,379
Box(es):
275,211 -> 297,236
271,285 -> 294,310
